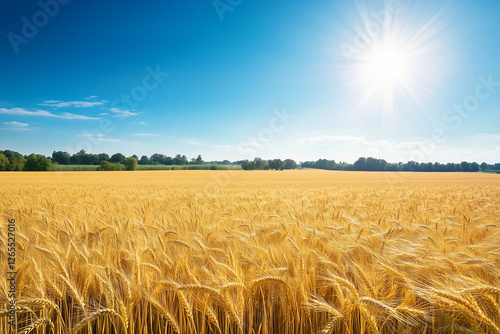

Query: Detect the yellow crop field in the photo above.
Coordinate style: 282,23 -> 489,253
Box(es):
1,170 -> 499,334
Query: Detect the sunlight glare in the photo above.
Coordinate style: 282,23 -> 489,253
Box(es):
337,2 -> 450,120
367,47 -> 407,85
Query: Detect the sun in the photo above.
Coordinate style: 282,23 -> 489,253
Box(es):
351,43 -> 415,117
336,2 -> 450,120
366,47 -> 408,86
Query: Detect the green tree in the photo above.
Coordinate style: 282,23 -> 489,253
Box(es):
124,157 -> 138,171
24,154 -> 38,170
470,162 -> 479,172
268,159 -> 285,170
52,151 -> 71,164
0,153 -> 10,171
173,154 -> 188,165
283,159 -> 297,169
24,154 -> 52,171
150,153 -> 167,164
253,157 -> 268,170
353,157 -> 367,170
110,153 -> 126,164
10,155 -> 26,170
139,155 -> 150,165
241,160 -> 256,170
480,162 -> 489,172
460,161 -> 471,172
2,150 -> 26,170
99,161 -> 125,171
70,149 -> 89,164
98,153 -> 110,162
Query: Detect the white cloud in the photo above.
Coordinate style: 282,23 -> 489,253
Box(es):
0,107 -> 99,120
181,138 -> 205,145
296,133 -> 500,163
80,133 -> 105,138
3,121 -> 28,127
1,120 -> 31,131
60,112 -> 100,120
85,95 -> 99,100
40,100 -> 107,108
297,135 -> 368,145
78,133 -> 122,143
103,138 -> 122,143
475,133 -> 500,142
108,107 -> 138,117
132,133 -> 160,136
213,144 -> 234,149
297,135 -> 422,151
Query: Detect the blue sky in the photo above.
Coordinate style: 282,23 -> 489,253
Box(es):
1,0 -> 499,163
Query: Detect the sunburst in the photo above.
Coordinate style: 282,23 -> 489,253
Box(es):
337,1 -> 452,120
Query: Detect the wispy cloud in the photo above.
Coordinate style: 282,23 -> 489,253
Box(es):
40,100 -> 107,108
0,107 -> 99,120
3,121 -> 28,127
297,135 -> 367,145
297,134 -> 421,150
60,112 -> 100,120
132,133 -> 160,136
297,134 -> 500,163
108,107 -> 138,117
181,138 -> 205,145
475,133 -> 500,142
78,133 -> 122,143
213,144 -> 234,149
2,120 -> 31,131
80,133 -> 105,138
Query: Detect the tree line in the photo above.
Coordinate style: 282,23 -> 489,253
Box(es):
0,150 -> 142,171
0,149 -> 231,171
301,157 -> 499,172
240,158 -> 297,170
0,149 -> 498,172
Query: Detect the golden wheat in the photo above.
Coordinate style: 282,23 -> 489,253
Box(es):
0,170 -> 499,333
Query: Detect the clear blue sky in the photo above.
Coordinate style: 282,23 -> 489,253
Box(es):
1,0 -> 499,163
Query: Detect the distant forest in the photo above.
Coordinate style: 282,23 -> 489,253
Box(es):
0,149 -> 499,173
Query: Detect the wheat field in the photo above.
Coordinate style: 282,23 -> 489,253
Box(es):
1,170 -> 499,334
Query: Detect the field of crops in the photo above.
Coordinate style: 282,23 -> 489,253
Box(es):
1,170 -> 499,333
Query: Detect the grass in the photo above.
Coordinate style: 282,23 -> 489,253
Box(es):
0,170 -> 499,333
51,164 -> 242,171
51,164 -> 100,171
137,164 -> 242,170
